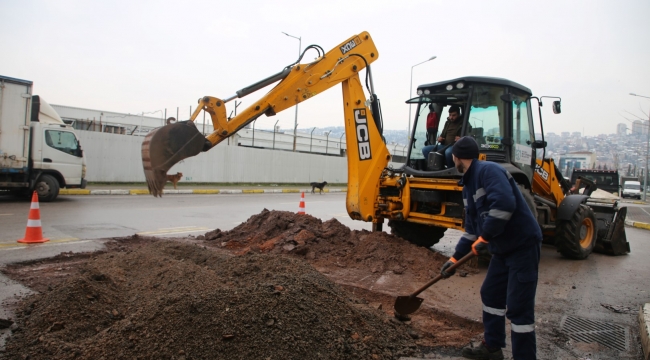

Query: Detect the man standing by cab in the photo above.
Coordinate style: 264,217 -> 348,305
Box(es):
440,136 -> 542,360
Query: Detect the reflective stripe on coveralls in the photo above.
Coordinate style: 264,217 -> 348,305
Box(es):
482,304 -> 506,316
462,233 -> 477,241
473,187 -> 486,201
511,323 -> 536,333
488,209 -> 513,220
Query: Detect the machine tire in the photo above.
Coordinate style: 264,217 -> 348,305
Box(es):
34,174 -> 60,202
387,220 -> 446,248
555,204 -> 597,260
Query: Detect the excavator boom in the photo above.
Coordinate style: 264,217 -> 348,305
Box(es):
141,32 -> 391,222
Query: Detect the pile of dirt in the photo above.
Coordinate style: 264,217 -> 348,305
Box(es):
2,241 -> 419,360
200,209 -> 460,280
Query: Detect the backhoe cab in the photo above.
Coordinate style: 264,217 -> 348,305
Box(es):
404,77 -> 538,181
376,76 -> 628,259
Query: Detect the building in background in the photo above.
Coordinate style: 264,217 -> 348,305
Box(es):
558,151 -> 597,176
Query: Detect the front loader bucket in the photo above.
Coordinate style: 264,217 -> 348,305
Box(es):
141,121 -> 208,197
593,206 -> 630,255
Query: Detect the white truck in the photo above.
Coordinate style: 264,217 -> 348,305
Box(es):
0,75 -> 86,201
621,180 -> 642,199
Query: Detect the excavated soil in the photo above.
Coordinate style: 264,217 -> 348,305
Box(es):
1,210 -> 483,359
200,209 -> 470,281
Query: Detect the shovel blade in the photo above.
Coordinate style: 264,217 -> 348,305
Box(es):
394,295 -> 424,316
141,121 -> 208,197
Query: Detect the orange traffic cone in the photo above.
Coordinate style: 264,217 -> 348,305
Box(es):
18,191 -> 49,244
297,192 -> 306,214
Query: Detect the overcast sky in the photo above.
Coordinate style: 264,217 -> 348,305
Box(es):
2,0 -> 649,136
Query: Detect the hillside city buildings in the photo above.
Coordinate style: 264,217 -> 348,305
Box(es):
548,121 -> 649,180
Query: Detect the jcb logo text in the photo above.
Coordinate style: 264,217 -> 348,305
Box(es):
536,167 -> 549,181
354,109 -> 372,160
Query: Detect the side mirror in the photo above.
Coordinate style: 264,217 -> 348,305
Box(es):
531,140 -> 547,149
552,100 -> 561,114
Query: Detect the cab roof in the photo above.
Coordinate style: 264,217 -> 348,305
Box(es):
417,76 -> 532,95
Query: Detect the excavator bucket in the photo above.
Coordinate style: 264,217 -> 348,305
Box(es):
141,121 -> 208,197
592,203 -> 630,255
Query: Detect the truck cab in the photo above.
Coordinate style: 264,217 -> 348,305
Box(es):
570,169 -> 620,195
32,96 -> 86,190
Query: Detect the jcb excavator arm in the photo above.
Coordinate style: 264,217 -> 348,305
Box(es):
142,31 -> 390,223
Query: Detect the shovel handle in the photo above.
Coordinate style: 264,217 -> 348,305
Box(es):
409,252 -> 476,298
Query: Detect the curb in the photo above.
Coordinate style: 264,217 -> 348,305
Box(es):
59,188 -> 347,196
640,303 -> 650,360
624,219 -> 650,231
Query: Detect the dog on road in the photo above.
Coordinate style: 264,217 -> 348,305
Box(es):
310,181 -> 328,194
166,172 -> 183,189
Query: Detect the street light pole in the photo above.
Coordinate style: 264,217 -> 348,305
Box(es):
629,93 -> 650,201
408,56 -> 437,141
325,131 -> 331,154
283,32 -> 301,152
272,119 -> 279,149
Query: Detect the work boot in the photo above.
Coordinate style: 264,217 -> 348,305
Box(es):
461,340 -> 504,360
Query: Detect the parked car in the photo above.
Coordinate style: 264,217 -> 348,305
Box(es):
621,181 -> 642,199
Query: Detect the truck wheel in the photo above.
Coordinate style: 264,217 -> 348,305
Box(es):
555,204 -> 596,260
34,174 -> 59,202
387,220 -> 446,248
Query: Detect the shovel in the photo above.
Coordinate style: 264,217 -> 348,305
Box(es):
394,252 -> 475,316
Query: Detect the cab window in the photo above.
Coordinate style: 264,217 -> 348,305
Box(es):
511,90 -> 534,178
410,104 -> 429,160
468,86 -> 505,151
45,130 -> 81,157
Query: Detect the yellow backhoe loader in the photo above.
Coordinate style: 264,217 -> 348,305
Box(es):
142,31 -> 629,260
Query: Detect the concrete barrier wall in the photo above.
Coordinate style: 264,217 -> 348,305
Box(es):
77,132 -> 348,183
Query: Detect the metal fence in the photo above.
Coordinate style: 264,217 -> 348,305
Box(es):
77,131 -> 348,183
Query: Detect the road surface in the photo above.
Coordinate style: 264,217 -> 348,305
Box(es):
0,193 -> 648,359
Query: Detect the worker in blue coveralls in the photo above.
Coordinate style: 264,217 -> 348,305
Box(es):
440,136 -> 542,360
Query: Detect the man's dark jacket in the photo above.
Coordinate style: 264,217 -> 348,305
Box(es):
452,159 -> 542,260
439,117 -> 464,145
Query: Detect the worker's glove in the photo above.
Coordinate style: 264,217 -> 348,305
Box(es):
471,237 -> 490,257
440,258 -> 457,278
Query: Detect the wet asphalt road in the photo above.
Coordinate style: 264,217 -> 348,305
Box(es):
0,192 -> 369,248
0,193 -> 648,359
